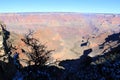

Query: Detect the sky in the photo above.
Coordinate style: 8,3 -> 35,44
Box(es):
0,0 -> 120,13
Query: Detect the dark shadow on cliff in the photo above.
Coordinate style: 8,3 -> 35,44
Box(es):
0,55 -> 17,80
59,48 -> 92,72
58,32 -> 120,80
99,32 -> 120,50
3,43 -> 120,80
57,44 -> 120,80
20,65 -> 64,80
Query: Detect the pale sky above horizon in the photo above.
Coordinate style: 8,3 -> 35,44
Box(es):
0,0 -> 120,13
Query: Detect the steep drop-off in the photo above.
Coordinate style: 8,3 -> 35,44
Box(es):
0,13 -> 120,61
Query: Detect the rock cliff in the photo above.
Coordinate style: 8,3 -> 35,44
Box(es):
0,13 -> 120,61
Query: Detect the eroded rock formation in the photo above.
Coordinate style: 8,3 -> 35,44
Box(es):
0,13 -> 120,61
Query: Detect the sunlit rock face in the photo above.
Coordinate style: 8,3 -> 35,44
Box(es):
0,26 -> 5,56
0,13 -> 120,60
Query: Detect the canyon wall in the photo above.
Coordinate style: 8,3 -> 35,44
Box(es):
0,13 -> 120,60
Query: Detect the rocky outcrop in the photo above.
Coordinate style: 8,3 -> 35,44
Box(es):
0,23 -> 11,63
0,24 -> 5,56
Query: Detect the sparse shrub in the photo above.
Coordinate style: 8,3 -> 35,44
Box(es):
21,30 -> 54,66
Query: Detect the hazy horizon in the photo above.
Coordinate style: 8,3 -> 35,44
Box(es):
0,11 -> 119,14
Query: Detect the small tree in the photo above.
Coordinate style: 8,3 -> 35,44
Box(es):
21,30 -> 54,66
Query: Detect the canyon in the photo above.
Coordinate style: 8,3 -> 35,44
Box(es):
0,13 -> 120,61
